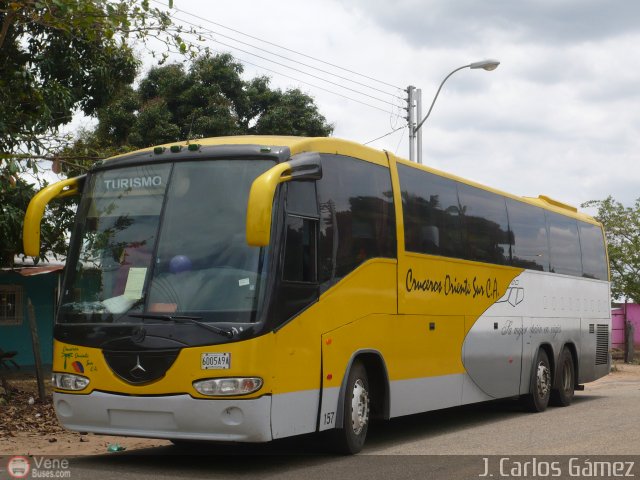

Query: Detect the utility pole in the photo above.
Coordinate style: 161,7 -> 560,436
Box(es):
416,88 -> 423,165
406,85 -> 416,163
406,60 -> 500,164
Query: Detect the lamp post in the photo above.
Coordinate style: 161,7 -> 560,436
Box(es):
408,59 -> 500,164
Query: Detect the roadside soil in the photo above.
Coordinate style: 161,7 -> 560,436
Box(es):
1,362 -> 639,456
0,375 -> 169,456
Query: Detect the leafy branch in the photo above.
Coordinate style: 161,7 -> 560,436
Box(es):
582,196 -> 640,302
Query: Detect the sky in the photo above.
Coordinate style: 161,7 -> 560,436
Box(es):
87,0 -> 640,210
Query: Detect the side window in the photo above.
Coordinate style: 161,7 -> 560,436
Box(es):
458,184 -> 510,264
271,179 -> 320,326
286,181 -> 318,217
547,212 -> 582,276
283,215 -> 317,283
316,154 -> 396,286
506,199 -> 549,271
578,222 -> 608,280
398,164 -> 464,258
283,181 -> 318,283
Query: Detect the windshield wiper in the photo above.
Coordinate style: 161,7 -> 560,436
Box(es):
129,313 -> 234,338
112,296 -> 146,323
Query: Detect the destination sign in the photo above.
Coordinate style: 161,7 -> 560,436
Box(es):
103,176 -> 163,191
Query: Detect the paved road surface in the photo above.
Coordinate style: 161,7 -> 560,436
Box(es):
1,371 -> 639,479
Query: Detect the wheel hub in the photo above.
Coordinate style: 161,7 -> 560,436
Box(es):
350,379 -> 370,435
562,359 -> 572,392
536,361 -> 551,398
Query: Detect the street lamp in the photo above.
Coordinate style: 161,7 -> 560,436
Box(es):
408,59 -> 500,164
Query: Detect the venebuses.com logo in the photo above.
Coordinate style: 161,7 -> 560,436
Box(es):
6,456 -> 71,478
7,456 -> 30,479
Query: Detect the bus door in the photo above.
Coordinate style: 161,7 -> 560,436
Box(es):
269,179 -> 321,438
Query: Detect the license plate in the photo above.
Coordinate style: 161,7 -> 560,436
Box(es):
201,353 -> 231,370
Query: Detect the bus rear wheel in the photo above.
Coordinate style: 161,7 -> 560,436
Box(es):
523,348 -> 551,412
333,361 -> 370,454
550,348 -> 575,407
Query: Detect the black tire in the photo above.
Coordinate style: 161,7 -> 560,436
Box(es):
333,361 -> 370,454
550,348 -> 575,407
523,348 -> 551,412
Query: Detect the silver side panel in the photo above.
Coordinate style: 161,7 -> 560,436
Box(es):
318,387 -> 340,432
387,373 -> 495,418
579,319 -> 611,382
463,270 -> 610,398
461,372 -> 494,404
463,315 -> 523,398
389,374 -> 463,418
270,389 -> 319,439
381,272 -> 610,418
54,391 -> 273,442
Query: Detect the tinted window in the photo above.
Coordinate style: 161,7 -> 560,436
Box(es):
547,213 -> 582,276
316,154 -> 396,285
458,184 -> 510,264
398,164 -> 464,258
578,222 -> 608,280
506,199 -> 549,271
283,216 -> 317,283
286,181 -> 318,217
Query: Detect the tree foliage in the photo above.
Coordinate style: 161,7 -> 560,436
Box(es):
63,53 -> 334,163
0,0 -> 198,267
0,0 -> 196,170
0,1 -> 333,268
582,196 -> 640,302
0,177 -> 75,267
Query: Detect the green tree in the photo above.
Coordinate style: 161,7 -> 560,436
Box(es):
582,196 -> 640,302
0,0 -> 197,169
0,177 -> 75,266
65,54 -> 334,160
0,0 -> 199,267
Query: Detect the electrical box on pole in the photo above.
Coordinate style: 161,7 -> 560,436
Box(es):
416,88 -> 423,164
406,86 -> 416,162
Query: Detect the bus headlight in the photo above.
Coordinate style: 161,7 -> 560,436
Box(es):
52,372 -> 90,391
193,377 -> 263,396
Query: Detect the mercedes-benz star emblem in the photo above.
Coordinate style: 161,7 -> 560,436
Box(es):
129,355 -> 147,378
131,327 -> 146,344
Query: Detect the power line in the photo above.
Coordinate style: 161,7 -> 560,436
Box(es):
155,34 -> 405,122
146,2 -> 406,121
169,13 -> 402,101
394,127 -> 406,154
173,14 -> 399,108
151,0 -> 403,91
175,17 -> 400,105
363,126 -> 406,145
198,42 -> 404,117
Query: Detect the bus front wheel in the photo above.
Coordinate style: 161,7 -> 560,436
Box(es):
334,361 -> 370,454
523,348 -> 551,412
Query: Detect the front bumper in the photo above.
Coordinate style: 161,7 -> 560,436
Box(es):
53,391 -> 273,442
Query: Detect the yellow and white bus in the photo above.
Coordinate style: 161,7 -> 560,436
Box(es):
24,136 -> 610,453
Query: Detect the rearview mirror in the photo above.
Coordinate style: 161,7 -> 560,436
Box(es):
23,176 -> 85,257
246,153 -> 322,247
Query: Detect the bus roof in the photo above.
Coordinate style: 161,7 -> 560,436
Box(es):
393,156 -> 599,225
103,135 -> 599,225
104,135 -> 388,166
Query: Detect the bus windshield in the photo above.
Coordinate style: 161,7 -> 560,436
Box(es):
59,159 -> 274,324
